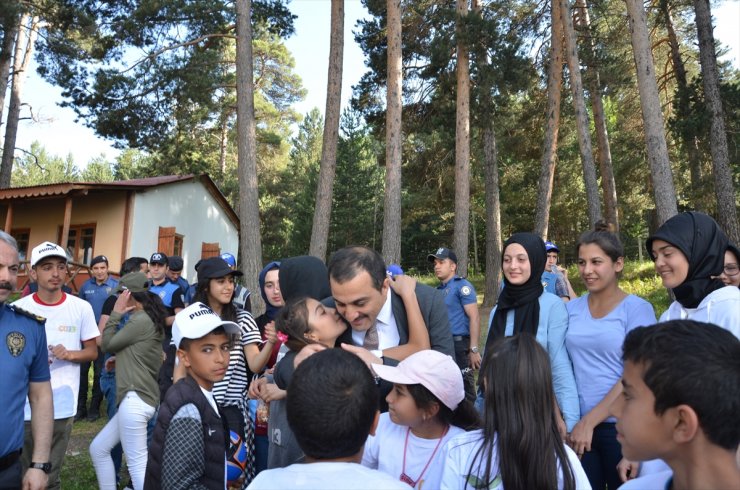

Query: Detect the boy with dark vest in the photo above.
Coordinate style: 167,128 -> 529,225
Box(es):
144,302 -> 239,490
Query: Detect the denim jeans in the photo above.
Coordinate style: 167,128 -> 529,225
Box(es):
581,422 -> 623,490
90,391 -> 156,490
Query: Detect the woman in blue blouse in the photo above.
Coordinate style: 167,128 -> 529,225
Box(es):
565,224 -> 656,490
481,232 -> 579,435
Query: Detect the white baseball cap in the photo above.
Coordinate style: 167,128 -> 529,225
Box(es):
173,302 -> 240,348
372,350 -> 464,410
30,241 -> 68,267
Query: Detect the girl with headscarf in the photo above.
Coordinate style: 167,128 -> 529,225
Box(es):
255,261 -> 284,368
647,212 -> 740,338
252,261 -> 283,473
636,213 -> 740,480
480,232 -> 579,435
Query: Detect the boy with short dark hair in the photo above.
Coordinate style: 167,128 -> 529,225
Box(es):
144,302 -> 239,490
610,320 -> 740,490
248,349 -> 406,489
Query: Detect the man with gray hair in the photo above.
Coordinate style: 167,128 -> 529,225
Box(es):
0,231 -> 53,490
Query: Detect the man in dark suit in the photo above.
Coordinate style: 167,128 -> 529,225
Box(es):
328,246 -> 454,367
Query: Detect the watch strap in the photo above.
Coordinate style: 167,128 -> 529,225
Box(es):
30,462 -> 51,473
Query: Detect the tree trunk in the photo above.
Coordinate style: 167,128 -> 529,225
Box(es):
309,0 -> 344,261
574,0 -> 619,230
661,0 -> 703,209
382,0 -> 403,264
453,0 -> 471,276
219,115 -> 228,175
533,0 -> 564,239
235,0 -> 264,313
559,0 -> 601,228
624,0 -> 678,225
483,125 -> 502,308
693,0 -> 739,244
0,12 -> 20,133
1,13 -> 36,189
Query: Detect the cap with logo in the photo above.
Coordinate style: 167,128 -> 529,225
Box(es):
31,242 -> 68,267
115,272 -> 149,293
545,241 -> 560,253
196,257 -> 243,281
150,252 -> 168,266
173,302 -> 240,348
90,255 -> 108,267
168,256 -> 184,272
427,247 -> 458,264
372,350 -> 464,410
220,253 -> 236,268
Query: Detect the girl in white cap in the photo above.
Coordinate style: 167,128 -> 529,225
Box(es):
363,350 -> 479,489
441,334 -> 590,489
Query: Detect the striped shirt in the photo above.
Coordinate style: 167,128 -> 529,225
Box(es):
213,309 -> 261,405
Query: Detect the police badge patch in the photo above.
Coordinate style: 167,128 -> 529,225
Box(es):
6,331 -> 26,357
461,286 -> 472,296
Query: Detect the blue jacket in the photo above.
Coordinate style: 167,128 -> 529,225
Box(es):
485,292 -> 580,431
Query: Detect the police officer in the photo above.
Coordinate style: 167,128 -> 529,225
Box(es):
0,231 -> 53,490
78,254 -> 118,421
428,247 -> 480,401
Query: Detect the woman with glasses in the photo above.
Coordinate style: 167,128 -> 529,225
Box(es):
718,244 -> 740,288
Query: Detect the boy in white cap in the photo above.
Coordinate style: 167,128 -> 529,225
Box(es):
144,302 -> 239,490
13,241 -> 99,490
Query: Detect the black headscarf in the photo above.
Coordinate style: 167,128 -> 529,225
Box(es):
487,233 -> 546,348
278,255 -> 331,303
258,260 -> 281,321
646,212 -> 728,308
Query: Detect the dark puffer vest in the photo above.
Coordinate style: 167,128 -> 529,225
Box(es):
144,376 -> 228,490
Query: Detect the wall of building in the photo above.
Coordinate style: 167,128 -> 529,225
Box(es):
9,193 -> 127,266
129,179 -> 238,280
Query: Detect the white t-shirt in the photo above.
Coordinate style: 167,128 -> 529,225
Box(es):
16,293 -> 99,420
362,412 -> 465,489
247,461 -> 407,489
440,430 -> 592,490
619,470 -> 672,489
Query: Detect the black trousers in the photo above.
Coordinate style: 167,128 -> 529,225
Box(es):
78,347 -> 104,414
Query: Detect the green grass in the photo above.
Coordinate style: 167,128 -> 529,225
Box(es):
61,416 -> 110,489
61,375 -> 130,489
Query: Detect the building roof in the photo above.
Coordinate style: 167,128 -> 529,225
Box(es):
0,174 -> 239,228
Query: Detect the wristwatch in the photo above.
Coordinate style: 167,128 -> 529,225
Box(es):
469,346 -> 479,354
30,462 -> 51,473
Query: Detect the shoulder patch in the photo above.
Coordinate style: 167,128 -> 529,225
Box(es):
460,285 -> 473,296
9,304 -> 46,323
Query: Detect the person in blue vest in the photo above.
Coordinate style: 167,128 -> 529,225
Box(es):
78,254 -> 119,422
148,252 -> 185,398
221,252 -> 252,313
427,247 -> 480,402
166,256 -> 190,301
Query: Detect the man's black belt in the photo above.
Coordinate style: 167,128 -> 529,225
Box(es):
453,335 -> 470,342
0,449 -> 20,471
